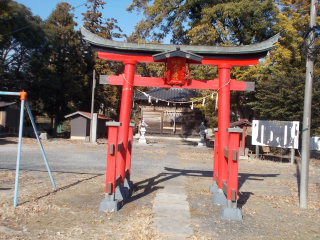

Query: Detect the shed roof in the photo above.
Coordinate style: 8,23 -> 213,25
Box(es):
0,102 -> 16,108
64,111 -> 113,120
230,119 -> 252,127
134,88 -> 197,102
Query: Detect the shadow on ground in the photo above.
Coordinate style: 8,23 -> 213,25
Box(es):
127,167 -> 280,208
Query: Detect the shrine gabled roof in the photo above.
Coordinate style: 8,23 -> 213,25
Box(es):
230,119 -> 252,127
80,26 -> 280,60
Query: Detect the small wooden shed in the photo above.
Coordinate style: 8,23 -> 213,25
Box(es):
0,102 -> 20,134
134,88 -> 206,137
64,111 -> 112,140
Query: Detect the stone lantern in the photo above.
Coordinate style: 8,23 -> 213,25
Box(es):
138,120 -> 148,144
198,122 -> 207,147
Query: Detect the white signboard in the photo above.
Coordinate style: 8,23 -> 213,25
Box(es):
252,120 -> 299,149
310,137 -> 320,151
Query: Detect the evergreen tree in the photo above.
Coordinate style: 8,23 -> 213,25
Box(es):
82,0 -> 125,118
127,0 -> 320,134
126,0 -> 278,45
44,2 -> 88,136
250,1 -> 320,133
0,0 -> 47,92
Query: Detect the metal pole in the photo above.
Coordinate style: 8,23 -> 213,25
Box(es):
25,102 -> 56,190
255,145 -> 259,159
13,99 -> 25,207
0,91 -> 20,96
300,0 -> 317,209
90,70 -> 96,142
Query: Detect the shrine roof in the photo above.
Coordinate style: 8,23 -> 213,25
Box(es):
81,26 -> 280,60
134,88 -> 197,102
230,119 -> 252,127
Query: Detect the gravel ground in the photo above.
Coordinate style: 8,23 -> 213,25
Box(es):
0,137 -> 319,239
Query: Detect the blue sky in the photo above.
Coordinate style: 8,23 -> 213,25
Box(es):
15,0 -> 143,40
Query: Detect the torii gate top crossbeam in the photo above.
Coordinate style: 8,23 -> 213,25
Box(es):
80,26 -> 279,65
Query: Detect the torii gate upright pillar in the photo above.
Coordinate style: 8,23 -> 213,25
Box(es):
115,60 -> 137,199
213,63 -> 232,205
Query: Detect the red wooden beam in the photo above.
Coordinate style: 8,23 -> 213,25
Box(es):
98,52 -> 259,66
99,75 -> 254,91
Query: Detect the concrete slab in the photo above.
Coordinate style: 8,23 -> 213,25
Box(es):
152,149 -> 194,239
154,198 -> 189,206
154,216 -> 193,236
155,193 -> 187,203
153,203 -> 191,218
153,201 -> 190,210
158,185 -> 186,194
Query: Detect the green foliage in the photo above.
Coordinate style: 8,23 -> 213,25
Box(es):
190,89 -> 218,128
82,0 -> 125,118
42,2 -> 88,135
127,0 -> 278,45
127,0 -> 320,135
0,0 -> 47,92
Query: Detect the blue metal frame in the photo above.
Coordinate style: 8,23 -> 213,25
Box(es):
25,102 -> 56,190
14,99 -> 25,207
0,91 -> 56,206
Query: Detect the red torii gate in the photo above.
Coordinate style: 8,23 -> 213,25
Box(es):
81,26 -> 279,220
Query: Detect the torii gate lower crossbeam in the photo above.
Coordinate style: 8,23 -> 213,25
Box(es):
100,75 -> 255,91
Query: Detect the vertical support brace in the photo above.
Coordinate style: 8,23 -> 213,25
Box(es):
105,122 -> 122,197
13,99 -> 25,207
213,128 -> 219,182
221,128 -> 243,220
125,123 -> 135,182
226,128 -> 242,203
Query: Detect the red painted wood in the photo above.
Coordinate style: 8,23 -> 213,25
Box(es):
103,75 -> 251,91
106,126 -> 119,194
217,64 -> 231,190
213,130 -> 219,182
201,58 -> 259,66
227,132 -> 241,201
98,52 -> 154,62
116,60 -> 137,184
97,52 -> 259,66
125,126 -> 134,179
241,126 -> 246,156
166,57 -> 187,85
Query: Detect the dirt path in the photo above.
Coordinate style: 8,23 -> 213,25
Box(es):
0,137 -> 319,239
